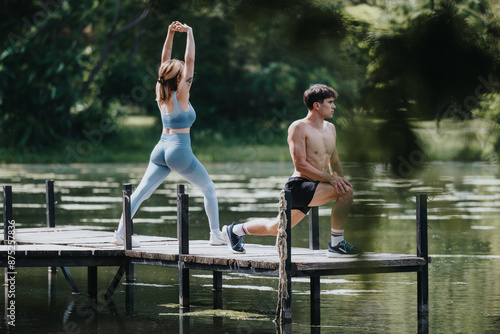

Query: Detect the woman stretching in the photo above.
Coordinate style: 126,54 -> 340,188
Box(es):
112,21 -> 226,247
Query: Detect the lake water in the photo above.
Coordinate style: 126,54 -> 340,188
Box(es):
1,161 -> 499,333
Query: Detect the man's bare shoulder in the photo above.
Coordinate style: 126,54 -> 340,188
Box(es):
323,120 -> 335,129
323,120 -> 336,135
288,119 -> 308,133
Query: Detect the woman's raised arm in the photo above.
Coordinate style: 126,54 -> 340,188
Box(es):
176,23 -> 195,100
160,21 -> 179,63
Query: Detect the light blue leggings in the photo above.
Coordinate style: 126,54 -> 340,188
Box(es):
117,133 -> 219,235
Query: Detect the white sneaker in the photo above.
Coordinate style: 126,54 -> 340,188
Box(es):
208,232 -> 227,246
112,231 -> 140,248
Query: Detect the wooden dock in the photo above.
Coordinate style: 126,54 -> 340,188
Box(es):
1,181 -> 430,333
1,227 -> 426,273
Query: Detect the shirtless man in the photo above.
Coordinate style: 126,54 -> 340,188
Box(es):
222,83 -> 359,256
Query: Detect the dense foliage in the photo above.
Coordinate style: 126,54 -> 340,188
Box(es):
1,0 -> 499,169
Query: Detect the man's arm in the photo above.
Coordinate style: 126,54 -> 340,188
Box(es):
328,132 -> 352,193
329,146 -> 344,177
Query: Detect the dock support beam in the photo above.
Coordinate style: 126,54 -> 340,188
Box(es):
122,183 -> 135,314
61,267 -> 80,294
88,266 -> 98,300
177,185 -> 190,309
213,271 -> 223,309
104,265 -> 126,300
3,185 -> 15,329
308,206 -> 321,328
308,206 -> 319,250
46,180 -> 57,274
46,180 -> 55,228
284,190 -> 292,322
45,181 -> 80,294
416,194 -> 429,334
123,183 -> 133,251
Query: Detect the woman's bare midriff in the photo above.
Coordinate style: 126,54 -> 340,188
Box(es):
163,128 -> 190,134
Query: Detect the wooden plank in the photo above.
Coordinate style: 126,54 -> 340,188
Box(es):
14,227 -> 93,233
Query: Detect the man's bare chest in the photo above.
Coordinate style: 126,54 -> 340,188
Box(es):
305,130 -> 336,156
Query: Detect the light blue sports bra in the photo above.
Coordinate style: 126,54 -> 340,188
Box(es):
158,92 -> 196,129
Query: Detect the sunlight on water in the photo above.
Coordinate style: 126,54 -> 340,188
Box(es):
203,284 -> 276,291
470,225 -> 496,230
58,204 -> 112,210
60,196 -> 122,203
314,289 -> 386,296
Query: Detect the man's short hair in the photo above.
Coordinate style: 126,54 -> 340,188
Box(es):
303,84 -> 338,110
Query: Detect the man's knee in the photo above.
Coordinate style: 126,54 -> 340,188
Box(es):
266,219 -> 280,236
338,187 -> 353,206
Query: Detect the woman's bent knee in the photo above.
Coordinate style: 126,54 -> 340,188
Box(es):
200,180 -> 216,196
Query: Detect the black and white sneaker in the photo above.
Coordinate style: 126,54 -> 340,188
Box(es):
222,222 -> 246,254
327,240 -> 360,257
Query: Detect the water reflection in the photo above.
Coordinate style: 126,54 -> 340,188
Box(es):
1,162 -> 500,333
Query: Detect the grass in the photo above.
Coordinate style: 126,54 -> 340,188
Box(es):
0,116 -> 495,164
411,118 -> 494,162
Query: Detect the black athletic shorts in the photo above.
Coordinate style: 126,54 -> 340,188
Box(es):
283,177 -> 320,214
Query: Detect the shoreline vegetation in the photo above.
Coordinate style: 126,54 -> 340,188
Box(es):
0,116 -> 494,165
2,1 -> 499,169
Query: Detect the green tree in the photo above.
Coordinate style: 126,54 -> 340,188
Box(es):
363,0 -> 500,172
0,0 -> 152,153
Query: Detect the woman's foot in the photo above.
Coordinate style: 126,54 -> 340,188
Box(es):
112,231 -> 140,248
209,232 -> 227,246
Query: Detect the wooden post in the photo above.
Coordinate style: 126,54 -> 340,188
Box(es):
125,266 -> 135,316
213,271 -> 223,309
416,194 -> 429,334
122,183 -> 135,314
284,190 -> 292,322
122,183 -> 133,251
48,269 -> 57,308
310,275 -> 321,327
46,180 -> 55,228
88,266 -> 98,300
45,180 -> 57,273
308,206 -> 319,250
3,186 -> 13,241
177,185 -> 190,309
308,206 -> 321,327
3,186 -> 14,330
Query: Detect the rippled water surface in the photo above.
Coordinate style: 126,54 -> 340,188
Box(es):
1,162 -> 499,333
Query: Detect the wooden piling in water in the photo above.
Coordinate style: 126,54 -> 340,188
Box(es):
308,206 -> 321,327
416,194 -> 429,334
46,180 -> 55,228
122,183 -> 133,251
46,180 -> 57,273
122,183 -> 135,314
88,266 -> 98,300
177,185 -> 190,309
283,190 -> 292,322
308,206 -> 319,250
212,271 -> 223,309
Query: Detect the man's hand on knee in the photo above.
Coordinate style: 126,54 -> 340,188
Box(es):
329,176 -> 352,194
